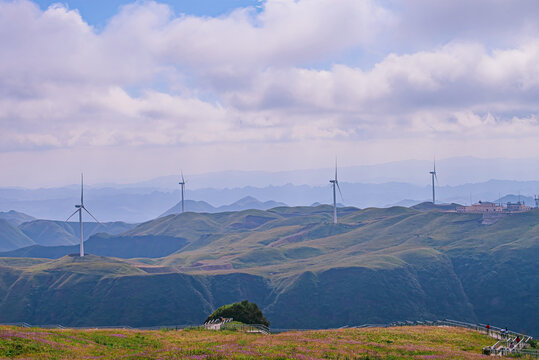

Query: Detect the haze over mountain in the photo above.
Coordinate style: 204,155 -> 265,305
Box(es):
126,157 -> 539,189
1,176 -> 539,222
160,196 -> 286,217
0,210 -> 36,226
0,214 -> 136,251
18,220 -> 136,246
0,219 -> 35,252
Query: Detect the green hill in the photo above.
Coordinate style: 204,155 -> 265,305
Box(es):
0,206 -> 536,335
0,234 -> 188,259
0,210 -> 36,226
18,220 -> 136,246
0,219 -> 35,252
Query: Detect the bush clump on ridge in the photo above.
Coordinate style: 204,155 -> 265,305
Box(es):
205,300 -> 270,327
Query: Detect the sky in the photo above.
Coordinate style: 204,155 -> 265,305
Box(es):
1,0 -> 539,187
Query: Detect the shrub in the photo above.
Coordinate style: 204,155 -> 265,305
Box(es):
205,300 -> 270,327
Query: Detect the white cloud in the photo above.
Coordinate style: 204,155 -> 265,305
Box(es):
1,0 -> 539,185
225,41 -> 539,138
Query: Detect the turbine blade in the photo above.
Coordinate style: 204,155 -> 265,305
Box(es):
82,206 -> 102,225
435,172 -> 439,185
181,171 -> 185,184
335,159 -> 338,182
81,173 -> 84,205
336,181 -> 344,202
65,209 -> 79,222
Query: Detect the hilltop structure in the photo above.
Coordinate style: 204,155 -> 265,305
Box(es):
456,200 -> 532,225
456,201 -> 503,214
506,201 -> 532,212
456,201 -> 531,214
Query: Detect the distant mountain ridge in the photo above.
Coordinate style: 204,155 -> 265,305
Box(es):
495,194 -> 535,205
0,210 -> 137,251
160,196 -> 287,217
2,178 -> 539,223
120,156 -> 539,189
18,220 -> 136,246
0,219 -> 35,252
0,210 -> 36,226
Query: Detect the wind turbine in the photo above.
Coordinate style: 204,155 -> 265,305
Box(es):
429,160 -> 438,204
329,161 -> 343,224
65,174 -> 101,257
178,172 -> 186,213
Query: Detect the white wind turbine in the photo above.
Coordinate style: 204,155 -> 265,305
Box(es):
429,159 -> 438,204
329,161 -> 343,224
65,174 -> 101,257
179,171 -> 186,213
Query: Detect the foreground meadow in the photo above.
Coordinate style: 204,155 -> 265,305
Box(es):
0,325 -> 494,359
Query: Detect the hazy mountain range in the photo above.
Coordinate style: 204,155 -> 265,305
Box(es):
1,179 -> 538,223
2,157 -> 539,223
116,157 -> 539,189
160,196 -> 287,217
0,210 -> 135,252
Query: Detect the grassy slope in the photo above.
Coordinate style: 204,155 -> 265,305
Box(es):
124,206 -> 538,333
18,220 -> 137,247
0,206 -> 537,333
0,219 -> 35,252
142,206 -> 536,278
0,325 -> 493,359
0,234 -> 188,259
0,210 -> 36,226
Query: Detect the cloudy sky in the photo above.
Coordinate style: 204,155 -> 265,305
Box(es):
1,0 -> 539,187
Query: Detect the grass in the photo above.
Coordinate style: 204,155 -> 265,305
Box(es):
0,325 -> 497,359
0,206 -> 537,334
5,206 -> 539,278
145,206 -> 539,277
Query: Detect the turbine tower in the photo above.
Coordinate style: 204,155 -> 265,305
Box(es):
429,160 -> 438,204
535,195 -> 539,208
329,161 -> 343,224
65,174 -> 101,257
179,172 -> 186,213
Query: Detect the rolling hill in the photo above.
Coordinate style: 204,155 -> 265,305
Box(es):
0,205 -> 536,336
0,219 -> 35,252
0,234 -> 188,259
17,220 -> 136,246
0,210 -> 35,226
0,215 -> 136,252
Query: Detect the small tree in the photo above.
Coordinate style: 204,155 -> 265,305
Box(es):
205,300 -> 270,327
